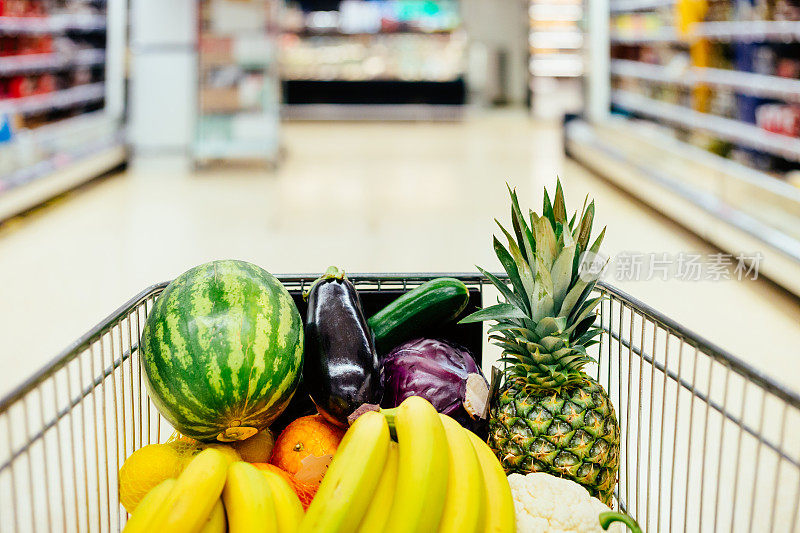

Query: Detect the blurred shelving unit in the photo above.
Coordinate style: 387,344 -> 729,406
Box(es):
690,19 -> 800,40
568,0 -> 800,296
0,0 -> 126,221
194,0 -> 281,165
280,0 -> 467,120
0,48 -> 105,75
609,0 -> 675,13
611,89 -> 800,160
528,0 -> 585,118
608,26 -> 678,42
0,12 -> 106,32
610,58 -> 800,101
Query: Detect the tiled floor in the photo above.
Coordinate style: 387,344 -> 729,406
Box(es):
1,109 -> 799,398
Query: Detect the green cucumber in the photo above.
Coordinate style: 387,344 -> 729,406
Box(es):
368,278 -> 470,354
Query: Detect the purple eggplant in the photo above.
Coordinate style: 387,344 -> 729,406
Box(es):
303,266 -> 380,427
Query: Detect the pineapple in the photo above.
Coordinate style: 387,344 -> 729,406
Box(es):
461,181 -> 620,505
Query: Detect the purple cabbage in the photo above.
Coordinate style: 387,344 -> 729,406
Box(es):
380,338 -> 488,433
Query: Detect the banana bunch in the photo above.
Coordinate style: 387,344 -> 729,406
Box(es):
300,395 -> 517,533
122,396 -> 514,533
122,447 -> 304,533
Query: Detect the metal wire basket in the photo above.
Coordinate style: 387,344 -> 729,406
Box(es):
0,273 -> 798,533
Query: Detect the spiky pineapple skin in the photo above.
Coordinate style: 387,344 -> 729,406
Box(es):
489,375 -> 620,505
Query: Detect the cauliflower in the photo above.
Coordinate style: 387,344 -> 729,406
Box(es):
508,472 -> 636,533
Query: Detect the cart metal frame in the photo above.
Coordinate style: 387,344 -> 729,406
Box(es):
1,273 -> 798,532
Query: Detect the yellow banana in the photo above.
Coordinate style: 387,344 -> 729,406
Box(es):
438,415 -> 485,533
356,441 -> 398,533
300,411 -> 390,533
148,447 -> 230,533
466,431 -> 516,533
203,443 -> 242,465
384,396 -> 449,533
261,468 -> 304,533
122,478 -> 176,533
199,499 -> 226,533
223,461 -> 278,533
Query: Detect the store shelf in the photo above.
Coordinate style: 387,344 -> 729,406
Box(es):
200,57 -> 275,69
283,76 -> 462,83
611,59 -> 800,102
296,29 -> 456,37
195,0 -> 280,164
0,49 -> 105,75
609,0 -> 675,13
0,82 -> 105,115
612,89 -> 800,162
7,109 -> 109,143
0,135 -> 119,190
529,4 -> 583,21
690,20 -> 800,42
0,2 -> 122,217
0,141 -> 125,221
529,31 -> 583,49
0,14 -> 107,34
282,103 -> 464,121
610,18 -> 800,43
0,111 -> 119,184
530,56 -> 583,77
283,79 -> 466,106
193,139 -> 279,160
566,117 -> 800,296
610,27 -> 680,44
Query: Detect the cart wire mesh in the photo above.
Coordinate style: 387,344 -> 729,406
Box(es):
0,274 -> 798,532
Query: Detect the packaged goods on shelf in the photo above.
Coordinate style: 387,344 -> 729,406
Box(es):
569,0 -> 800,296
200,72 -> 272,113
528,0 -> 585,117
280,32 -> 466,82
0,0 -> 47,17
200,35 -> 276,68
610,11 -> 675,42
195,0 -> 281,163
609,0 -> 800,178
0,0 -> 122,213
756,103 -> 800,137
206,0 -> 273,34
280,0 -> 466,110
195,112 -> 279,158
288,0 -> 461,35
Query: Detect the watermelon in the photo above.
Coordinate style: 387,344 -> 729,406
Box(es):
139,260 -> 303,442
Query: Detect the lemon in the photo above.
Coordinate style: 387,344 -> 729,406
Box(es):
230,430 -> 275,463
169,439 -> 203,468
118,443 -> 184,513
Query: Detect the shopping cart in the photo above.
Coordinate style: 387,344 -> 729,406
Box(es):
0,273 -> 798,533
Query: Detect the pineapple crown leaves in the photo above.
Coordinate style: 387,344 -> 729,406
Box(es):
461,179 -> 608,390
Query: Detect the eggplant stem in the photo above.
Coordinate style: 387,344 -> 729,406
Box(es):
598,511 -> 642,533
322,265 -> 346,280
303,266 -> 347,300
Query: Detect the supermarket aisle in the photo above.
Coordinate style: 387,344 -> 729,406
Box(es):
1,110 -> 798,398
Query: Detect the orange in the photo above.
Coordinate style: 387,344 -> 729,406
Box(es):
269,414 -> 345,476
252,463 -> 316,510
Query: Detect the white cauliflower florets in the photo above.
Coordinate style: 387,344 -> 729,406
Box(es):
508,472 -> 626,533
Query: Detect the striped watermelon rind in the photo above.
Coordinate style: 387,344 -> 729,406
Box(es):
140,260 -> 303,442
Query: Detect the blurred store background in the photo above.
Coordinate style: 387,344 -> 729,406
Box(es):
4,4 -> 800,533
0,0 -> 799,394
